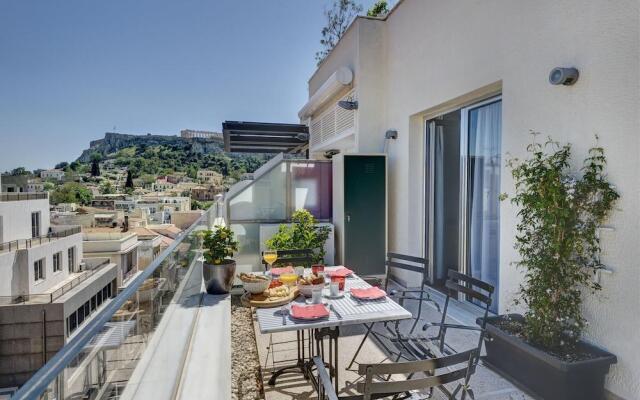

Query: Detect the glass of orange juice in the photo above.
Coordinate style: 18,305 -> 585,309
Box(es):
263,250 -> 278,269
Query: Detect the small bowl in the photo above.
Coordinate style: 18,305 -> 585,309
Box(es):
297,283 -> 326,298
242,278 -> 272,294
280,273 -> 299,286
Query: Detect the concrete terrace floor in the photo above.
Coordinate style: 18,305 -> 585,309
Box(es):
253,282 -> 532,400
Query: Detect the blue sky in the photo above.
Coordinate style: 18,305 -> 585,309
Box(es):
0,0 -> 386,171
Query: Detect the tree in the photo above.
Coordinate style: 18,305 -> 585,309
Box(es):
50,182 -> 93,205
10,167 -> 30,176
90,154 -> 101,177
367,0 -> 388,17
100,181 -> 114,194
55,161 -> 69,170
505,136 -> 619,350
125,170 -> 134,189
315,0 -> 363,65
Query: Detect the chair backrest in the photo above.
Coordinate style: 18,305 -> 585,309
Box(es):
261,249 -> 314,269
445,270 -> 494,315
356,348 -> 477,400
385,252 -> 428,290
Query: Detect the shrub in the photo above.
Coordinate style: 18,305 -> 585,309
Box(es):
505,135 -> 619,350
202,227 -> 238,265
266,209 -> 331,264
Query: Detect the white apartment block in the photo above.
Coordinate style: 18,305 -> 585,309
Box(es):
82,229 -> 140,289
0,191 -> 117,388
300,1 -> 639,397
39,169 -> 64,181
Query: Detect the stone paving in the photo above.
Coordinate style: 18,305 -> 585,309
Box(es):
253,282 -> 532,400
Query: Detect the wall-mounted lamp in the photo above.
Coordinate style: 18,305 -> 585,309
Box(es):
338,100 -> 359,110
549,67 -> 579,86
324,149 -> 340,159
385,130 -> 398,140
296,133 -> 310,141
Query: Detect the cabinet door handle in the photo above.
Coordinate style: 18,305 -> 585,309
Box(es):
346,214 -> 351,223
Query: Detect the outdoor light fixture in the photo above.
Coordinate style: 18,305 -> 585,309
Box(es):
385,130 -> 398,140
549,67 -> 579,85
324,149 -> 340,158
338,100 -> 359,110
296,133 -> 310,141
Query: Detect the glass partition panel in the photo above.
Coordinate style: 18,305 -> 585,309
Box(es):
14,210 -> 210,400
290,161 -> 332,220
229,163 -> 286,221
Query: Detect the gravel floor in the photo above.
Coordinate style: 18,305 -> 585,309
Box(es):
231,296 -> 265,400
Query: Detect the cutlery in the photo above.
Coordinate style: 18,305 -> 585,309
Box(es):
330,303 -> 342,319
281,305 -> 287,325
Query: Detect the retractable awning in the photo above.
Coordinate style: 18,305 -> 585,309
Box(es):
222,121 -> 309,154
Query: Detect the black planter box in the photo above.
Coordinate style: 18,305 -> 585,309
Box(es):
478,314 -> 616,400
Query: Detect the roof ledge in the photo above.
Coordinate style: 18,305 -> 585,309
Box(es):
298,67 -> 353,120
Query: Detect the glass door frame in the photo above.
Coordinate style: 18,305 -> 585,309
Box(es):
423,95 -> 502,294
458,95 -> 502,281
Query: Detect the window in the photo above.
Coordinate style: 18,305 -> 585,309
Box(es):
31,212 -> 40,238
97,291 -> 103,306
84,301 -> 90,316
68,313 -> 77,334
77,305 -> 85,325
53,252 -> 62,272
33,259 -> 44,281
68,247 -> 76,273
91,296 -> 96,311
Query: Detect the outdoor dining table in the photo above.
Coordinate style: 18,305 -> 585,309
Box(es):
254,266 -> 412,394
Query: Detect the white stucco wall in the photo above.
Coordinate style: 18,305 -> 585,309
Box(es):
306,0 -> 640,397
0,198 -> 50,242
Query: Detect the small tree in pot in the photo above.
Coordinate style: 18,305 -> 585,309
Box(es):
483,135 -> 620,400
266,209 -> 331,265
202,226 -> 239,294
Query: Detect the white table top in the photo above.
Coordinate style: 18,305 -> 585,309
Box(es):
254,267 -> 412,334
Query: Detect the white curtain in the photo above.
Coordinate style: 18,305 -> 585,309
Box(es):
468,101 -> 501,311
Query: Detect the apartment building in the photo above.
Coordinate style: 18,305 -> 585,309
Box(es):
0,191 -> 117,388
82,229 -> 140,289
300,1 -> 639,397
39,169 -> 64,181
196,169 -> 223,186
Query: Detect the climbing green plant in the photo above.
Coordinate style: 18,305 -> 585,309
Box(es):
266,209 -> 331,264
505,134 -> 619,351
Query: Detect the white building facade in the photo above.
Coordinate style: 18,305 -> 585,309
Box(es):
301,1 -> 639,398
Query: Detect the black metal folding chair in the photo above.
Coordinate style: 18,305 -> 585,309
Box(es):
347,252 -> 439,369
262,248 -> 315,270
394,270 -> 494,362
315,346 -> 480,399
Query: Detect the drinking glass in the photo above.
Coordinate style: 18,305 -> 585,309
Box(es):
263,250 -> 278,269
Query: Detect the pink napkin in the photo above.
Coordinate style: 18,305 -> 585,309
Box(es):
326,267 -> 354,277
270,266 -> 294,275
290,304 -> 330,320
350,287 -> 387,300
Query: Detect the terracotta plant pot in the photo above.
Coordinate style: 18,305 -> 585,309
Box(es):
203,259 -> 236,295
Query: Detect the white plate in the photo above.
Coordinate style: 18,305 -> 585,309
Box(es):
323,289 -> 345,299
305,299 -> 329,305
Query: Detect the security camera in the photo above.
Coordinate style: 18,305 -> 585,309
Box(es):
385,130 -> 398,140
324,149 -> 340,159
549,67 -> 579,86
338,100 -> 358,110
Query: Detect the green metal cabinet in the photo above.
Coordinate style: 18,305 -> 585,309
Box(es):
334,154 -> 386,276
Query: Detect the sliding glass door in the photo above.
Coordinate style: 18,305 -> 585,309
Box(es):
426,97 -> 501,312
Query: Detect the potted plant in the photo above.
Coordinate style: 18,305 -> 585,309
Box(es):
480,136 -> 619,400
201,226 -> 239,294
265,209 -> 331,265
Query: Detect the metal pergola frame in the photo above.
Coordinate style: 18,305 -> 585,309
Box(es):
222,121 -> 309,154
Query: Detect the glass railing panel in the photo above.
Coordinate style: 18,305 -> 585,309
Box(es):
230,222 -> 262,274
12,210 -> 211,400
